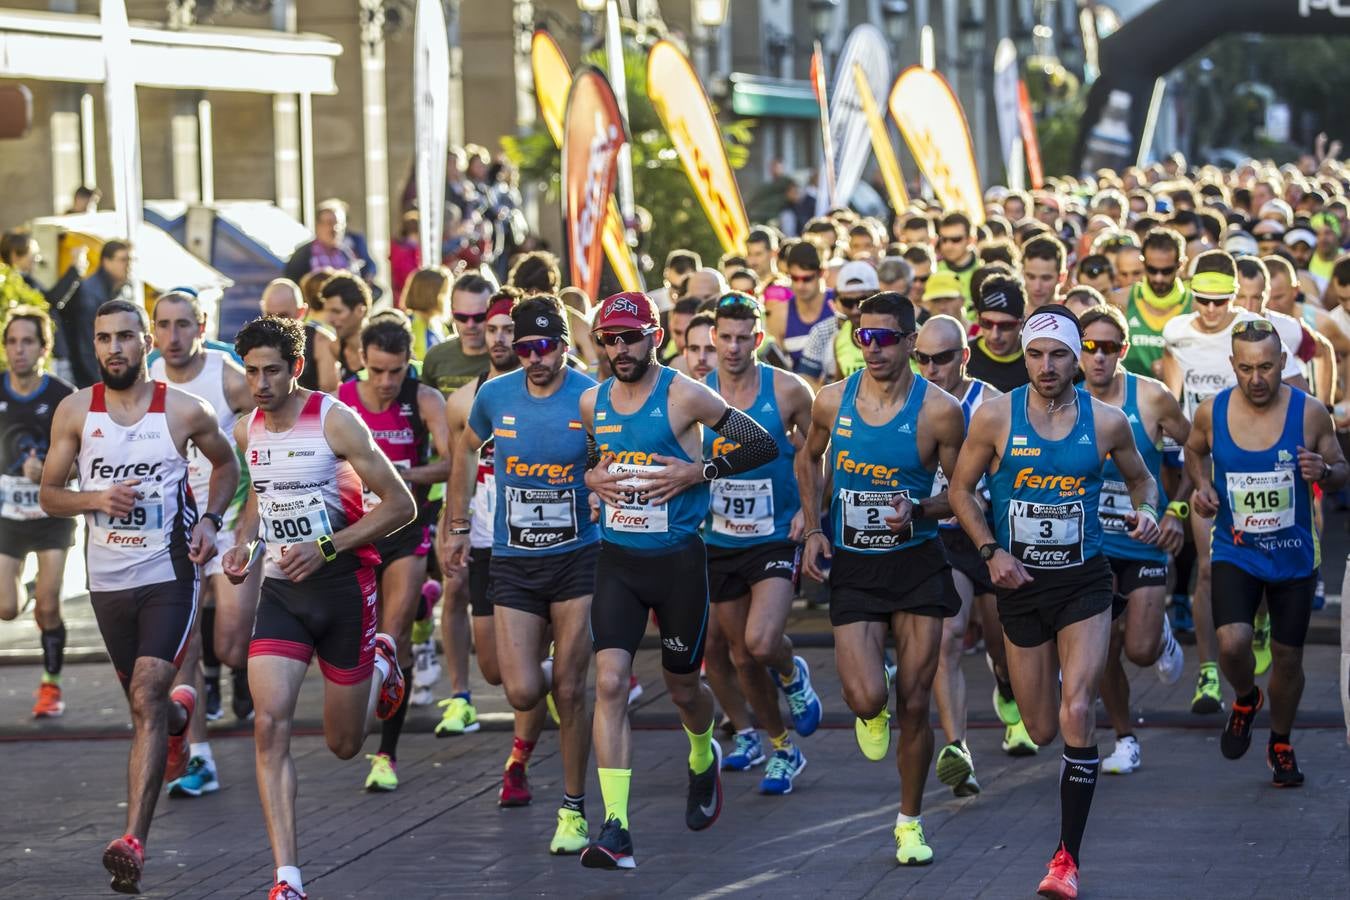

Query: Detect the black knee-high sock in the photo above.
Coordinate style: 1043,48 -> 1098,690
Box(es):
200,606 -> 220,674
1059,743 -> 1100,864
40,624 -> 66,677
378,667 -> 414,761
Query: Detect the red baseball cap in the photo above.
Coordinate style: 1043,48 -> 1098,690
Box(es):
593,291 -> 659,332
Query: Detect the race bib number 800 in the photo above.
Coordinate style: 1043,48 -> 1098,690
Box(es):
260,493 -> 333,563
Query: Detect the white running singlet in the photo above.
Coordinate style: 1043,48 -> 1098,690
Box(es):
78,382 -> 195,591
150,350 -> 239,523
1163,310 -> 1301,419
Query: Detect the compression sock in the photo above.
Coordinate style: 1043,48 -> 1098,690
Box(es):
200,606 -> 220,670
685,720 -> 716,774
562,792 -> 585,816
40,623 -> 66,680
508,735 -> 536,768
1059,743 -> 1100,864
597,768 -> 631,828
377,667 -> 414,761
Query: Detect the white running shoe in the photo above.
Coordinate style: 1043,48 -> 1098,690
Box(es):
1155,616 -> 1184,685
1101,735 -> 1140,775
410,685 -> 435,707
412,638 -> 440,689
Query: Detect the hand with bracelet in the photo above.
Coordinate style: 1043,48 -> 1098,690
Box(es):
1123,501 -> 1162,546
800,526 -> 832,583
439,513 -> 473,574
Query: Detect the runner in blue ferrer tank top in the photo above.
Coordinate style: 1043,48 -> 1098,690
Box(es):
1185,317 -> 1346,789
949,305 -> 1160,900
797,292 -> 967,868
701,293 -> 819,797
1077,304 -> 1192,777
579,292 -> 779,870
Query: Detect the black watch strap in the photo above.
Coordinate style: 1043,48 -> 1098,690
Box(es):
201,512 -> 223,530
979,542 -> 1000,561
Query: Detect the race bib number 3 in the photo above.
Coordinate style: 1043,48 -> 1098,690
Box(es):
0,474 -> 45,521
260,493 -> 333,562
1010,499 -> 1084,568
506,487 -> 579,550
604,463 -> 668,534
710,478 -> 774,538
1226,470 -> 1295,534
840,489 -> 909,551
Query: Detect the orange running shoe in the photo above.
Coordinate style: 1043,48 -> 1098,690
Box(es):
1037,844 -> 1079,899
102,833 -> 144,894
165,685 -> 196,782
499,759 -> 532,807
269,880 -> 308,899
374,634 -> 405,720
32,682 -> 64,718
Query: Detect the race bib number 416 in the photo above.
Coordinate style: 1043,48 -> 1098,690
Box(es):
1226,470 -> 1295,534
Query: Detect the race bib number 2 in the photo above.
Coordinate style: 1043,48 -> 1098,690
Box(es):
604,463 -> 668,534
1010,499 -> 1084,568
840,489 -> 909,551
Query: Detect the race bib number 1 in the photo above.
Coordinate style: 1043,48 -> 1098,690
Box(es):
0,474 -> 45,521
1226,470 -> 1295,534
260,492 -> 333,563
506,487 -> 579,550
1010,499 -> 1084,568
840,489 -> 909,551
604,463 -> 668,534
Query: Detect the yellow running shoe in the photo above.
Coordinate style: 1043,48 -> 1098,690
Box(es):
894,819 -> 934,865
1252,610 -> 1272,677
434,696 -> 480,736
549,807 -> 589,855
1001,718 -> 1039,756
364,753 -> 398,792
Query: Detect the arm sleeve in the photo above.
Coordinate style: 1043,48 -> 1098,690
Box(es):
707,407 -> 778,478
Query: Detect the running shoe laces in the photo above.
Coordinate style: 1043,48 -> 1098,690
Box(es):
269,881 -> 308,900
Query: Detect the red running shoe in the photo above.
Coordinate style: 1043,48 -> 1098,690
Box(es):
374,634 -> 405,721
269,880 -> 308,899
1037,843 -> 1079,899
166,685 -> 197,782
102,834 -> 144,894
499,759 -> 532,807
32,682 -> 64,718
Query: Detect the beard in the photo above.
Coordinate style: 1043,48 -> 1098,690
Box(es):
99,356 -> 143,391
613,351 -> 654,383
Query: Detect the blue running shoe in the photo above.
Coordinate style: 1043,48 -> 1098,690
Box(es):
722,730 -> 766,771
168,756 -> 219,798
759,746 -> 806,795
776,656 -> 823,737
1313,572 -> 1326,611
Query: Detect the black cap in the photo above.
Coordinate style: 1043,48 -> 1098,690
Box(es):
975,276 -> 1025,319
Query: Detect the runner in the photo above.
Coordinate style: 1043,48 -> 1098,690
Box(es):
580,291 -> 779,868
149,289 -> 256,798
0,306 -> 76,717
701,292 -> 821,794
39,298 -> 239,894
445,293 -> 598,854
338,319 -> 448,791
949,304 -> 1161,899
437,290 -> 550,810
259,278 -> 340,394
798,292 -> 966,864
1112,228 -> 1192,379
220,314 -> 412,900
1076,304 -> 1190,776
1186,318 -> 1346,786
968,276 -> 1031,392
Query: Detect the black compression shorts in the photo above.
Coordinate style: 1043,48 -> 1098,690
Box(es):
374,521 -> 427,574
91,578 -> 199,690
591,537 -> 709,675
706,541 -> 800,603
998,555 -> 1113,648
489,542 -> 598,619
250,560 -> 378,685
1211,562 -> 1316,648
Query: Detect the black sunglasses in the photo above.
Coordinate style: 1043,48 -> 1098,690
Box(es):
1081,339 -> 1123,356
1193,296 -> 1229,307
1144,264 -> 1178,277
914,348 -> 962,365
1080,262 -> 1110,279
853,327 -> 911,348
513,337 -> 561,358
452,312 -> 487,324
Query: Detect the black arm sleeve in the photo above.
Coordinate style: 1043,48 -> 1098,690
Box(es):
586,432 -> 601,470
708,407 -> 778,477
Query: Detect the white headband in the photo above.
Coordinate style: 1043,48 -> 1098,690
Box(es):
1021,310 -> 1082,357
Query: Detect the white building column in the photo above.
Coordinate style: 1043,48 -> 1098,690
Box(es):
359,0 -> 392,295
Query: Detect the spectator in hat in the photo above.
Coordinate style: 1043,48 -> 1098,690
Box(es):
796,259 -> 878,387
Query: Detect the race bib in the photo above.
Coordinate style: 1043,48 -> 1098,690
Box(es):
506,486 -> 578,550
363,459 -> 410,512
259,492 -> 333,563
1098,479 -> 1133,535
0,474 -> 45,521
710,478 -> 774,538
604,463 -> 668,534
840,489 -> 909,551
1010,499 -> 1084,568
92,485 -> 166,550
1226,469 -> 1295,534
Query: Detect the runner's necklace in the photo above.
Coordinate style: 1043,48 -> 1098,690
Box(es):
1046,390 -> 1078,415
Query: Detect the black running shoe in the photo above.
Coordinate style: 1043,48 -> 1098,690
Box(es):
1268,741 -> 1305,788
580,816 -> 635,869
685,740 -> 723,831
232,667 -> 254,721
204,676 -> 223,722
1220,688 -> 1263,760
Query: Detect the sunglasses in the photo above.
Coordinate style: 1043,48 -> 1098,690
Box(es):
977,317 -> 1021,333
1231,318 -> 1276,338
938,234 -> 967,245
1193,295 -> 1230,307
790,271 -> 820,284
1081,339 -> 1123,356
1144,264 -> 1178,277
914,347 -> 962,365
853,327 -> 911,348
452,312 -> 487,324
716,293 -> 760,311
1080,262 -> 1110,279
912,274 -> 930,285
513,337 -> 561,358
596,327 -> 658,347
836,293 -> 869,308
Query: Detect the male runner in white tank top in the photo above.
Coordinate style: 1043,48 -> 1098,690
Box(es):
220,315 -> 414,900
150,290 -> 257,798
40,299 -> 240,895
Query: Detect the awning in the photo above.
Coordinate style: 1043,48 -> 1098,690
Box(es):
728,73 -> 819,120
0,8 -> 340,95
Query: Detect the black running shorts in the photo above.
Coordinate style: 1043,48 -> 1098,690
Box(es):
468,547 -> 493,617
1107,556 -> 1168,595
706,541 -> 800,603
939,527 -> 997,594
829,539 -> 960,626
489,542 -> 599,619
591,537 -> 709,675
1211,562 -> 1316,648
91,578 -> 199,690
374,520 -> 427,575
250,559 -> 378,685
998,555 -> 1113,648
0,516 -> 76,557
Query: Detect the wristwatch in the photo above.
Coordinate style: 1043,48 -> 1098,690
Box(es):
702,460 -> 720,482
979,542 -> 1000,561
316,534 -> 338,563
200,512 -> 223,530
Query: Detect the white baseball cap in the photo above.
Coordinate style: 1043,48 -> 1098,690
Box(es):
836,260 -> 880,294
